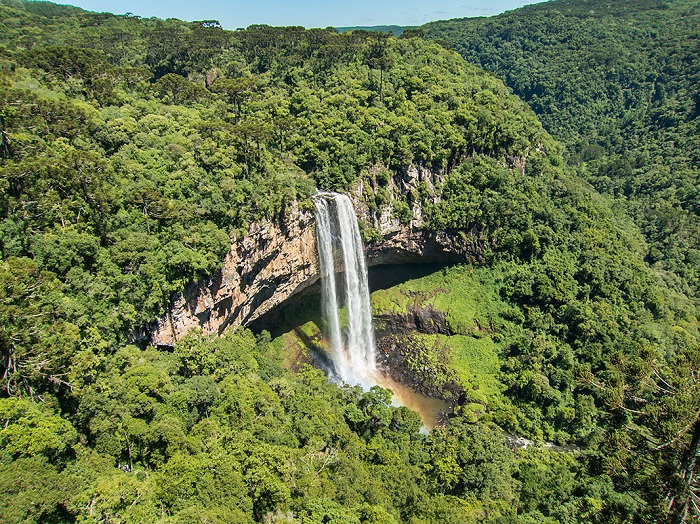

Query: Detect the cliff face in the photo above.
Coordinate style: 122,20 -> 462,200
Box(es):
151,204 -> 318,346
151,166 -> 487,346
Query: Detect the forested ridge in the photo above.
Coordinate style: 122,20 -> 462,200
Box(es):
424,0 -> 700,300
0,0 -> 699,522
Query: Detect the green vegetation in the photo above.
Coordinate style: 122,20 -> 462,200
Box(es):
0,0 -> 698,521
424,0 -> 700,300
1,325 -> 624,523
371,266 -> 505,402
371,265 -> 502,332
422,2 -> 700,519
336,25 -> 417,36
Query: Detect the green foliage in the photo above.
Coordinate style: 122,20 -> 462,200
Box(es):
423,3 -> 700,519
0,397 -> 77,461
425,0 -> 700,300
0,0 -> 698,521
0,456 -> 77,523
0,257 -> 80,397
0,329 -> 553,521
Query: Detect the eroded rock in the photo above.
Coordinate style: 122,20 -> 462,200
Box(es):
152,204 -> 318,346
374,305 -> 451,338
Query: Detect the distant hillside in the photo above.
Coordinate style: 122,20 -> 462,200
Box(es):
336,24 -> 416,35
425,0 -> 700,299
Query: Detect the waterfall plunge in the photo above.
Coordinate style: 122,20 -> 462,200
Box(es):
314,192 -> 448,429
314,192 -> 376,388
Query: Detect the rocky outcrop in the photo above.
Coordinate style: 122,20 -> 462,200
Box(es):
375,332 -> 464,402
374,305 -> 451,339
151,166 -> 488,347
152,204 -> 319,346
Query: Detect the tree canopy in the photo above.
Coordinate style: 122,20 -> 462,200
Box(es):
0,0 -> 698,521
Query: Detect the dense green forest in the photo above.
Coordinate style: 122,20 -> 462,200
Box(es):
0,0 -> 699,522
336,25 -> 415,36
424,0 -> 700,301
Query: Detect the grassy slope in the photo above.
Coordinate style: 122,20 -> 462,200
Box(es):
274,266 -> 511,420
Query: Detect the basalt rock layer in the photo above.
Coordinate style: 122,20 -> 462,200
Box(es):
151,205 -> 317,346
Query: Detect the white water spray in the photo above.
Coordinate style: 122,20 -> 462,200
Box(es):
314,192 -> 376,387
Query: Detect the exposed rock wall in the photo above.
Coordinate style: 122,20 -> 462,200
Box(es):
374,305 -> 451,339
151,166 -> 487,347
152,204 -> 318,346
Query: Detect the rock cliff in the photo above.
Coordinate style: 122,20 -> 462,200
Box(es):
151,204 -> 318,346
151,166 -> 488,346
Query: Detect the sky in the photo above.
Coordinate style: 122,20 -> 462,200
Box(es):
64,0 -> 545,29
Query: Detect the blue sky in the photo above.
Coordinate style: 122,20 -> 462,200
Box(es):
65,1 -> 545,29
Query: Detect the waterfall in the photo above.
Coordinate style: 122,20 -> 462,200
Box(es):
314,191 -> 376,387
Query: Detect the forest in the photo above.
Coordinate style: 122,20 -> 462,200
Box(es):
0,0 -> 699,522
424,0 -> 700,300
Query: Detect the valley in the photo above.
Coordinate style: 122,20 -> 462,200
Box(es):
0,0 -> 698,522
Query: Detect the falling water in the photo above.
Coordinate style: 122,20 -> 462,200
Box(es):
314,191 -> 376,387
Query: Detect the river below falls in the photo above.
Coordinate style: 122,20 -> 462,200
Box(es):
372,372 -> 449,431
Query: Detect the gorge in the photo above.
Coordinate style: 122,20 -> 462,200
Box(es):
3,1 -> 699,521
